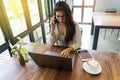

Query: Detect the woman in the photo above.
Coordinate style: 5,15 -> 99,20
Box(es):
49,1 -> 82,57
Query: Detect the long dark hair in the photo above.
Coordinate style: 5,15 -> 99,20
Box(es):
54,1 -> 76,44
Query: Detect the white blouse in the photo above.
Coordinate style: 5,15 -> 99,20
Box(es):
49,23 -> 82,50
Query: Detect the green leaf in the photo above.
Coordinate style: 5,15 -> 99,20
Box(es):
11,50 -> 16,55
12,45 -> 17,50
9,42 -> 14,49
21,47 -> 28,54
33,42 -> 40,46
17,37 -> 24,43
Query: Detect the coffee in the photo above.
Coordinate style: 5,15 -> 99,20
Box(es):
87,59 -> 100,71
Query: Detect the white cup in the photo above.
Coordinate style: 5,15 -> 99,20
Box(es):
86,59 -> 100,71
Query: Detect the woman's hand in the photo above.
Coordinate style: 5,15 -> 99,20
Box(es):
50,16 -> 56,36
60,48 -> 73,57
50,16 -> 56,30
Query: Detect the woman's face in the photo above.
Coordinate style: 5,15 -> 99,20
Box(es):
55,11 -> 66,24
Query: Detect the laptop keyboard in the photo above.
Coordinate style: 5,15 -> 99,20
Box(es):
44,51 -> 60,56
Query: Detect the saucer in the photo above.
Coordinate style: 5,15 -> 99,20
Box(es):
82,62 -> 102,75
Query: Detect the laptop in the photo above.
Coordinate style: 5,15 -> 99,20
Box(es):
28,50 -> 75,71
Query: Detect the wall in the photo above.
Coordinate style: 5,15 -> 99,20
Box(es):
95,0 -> 120,12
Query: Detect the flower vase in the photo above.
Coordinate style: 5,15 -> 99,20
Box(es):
18,53 -> 26,66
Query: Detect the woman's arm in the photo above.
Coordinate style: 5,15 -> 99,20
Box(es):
68,23 -> 82,50
60,24 -> 82,57
50,28 -> 57,45
49,16 -> 57,45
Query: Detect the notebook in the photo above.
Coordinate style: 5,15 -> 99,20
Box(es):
28,50 -> 75,71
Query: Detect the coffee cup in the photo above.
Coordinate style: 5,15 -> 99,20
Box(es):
86,59 -> 100,71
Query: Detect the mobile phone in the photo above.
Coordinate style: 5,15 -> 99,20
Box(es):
77,50 -> 93,62
54,15 -> 58,23
55,17 -> 58,23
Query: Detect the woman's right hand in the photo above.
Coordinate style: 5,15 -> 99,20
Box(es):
50,16 -> 56,36
50,16 -> 56,30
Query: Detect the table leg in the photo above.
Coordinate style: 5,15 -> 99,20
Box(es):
116,29 -> 120,40
92,26 -> 100,50
91,19 -> 94,35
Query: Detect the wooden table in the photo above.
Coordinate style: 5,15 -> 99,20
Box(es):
91,12 -> 120,50
0,42 -> 120,80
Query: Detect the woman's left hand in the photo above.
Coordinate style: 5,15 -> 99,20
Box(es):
60,48 -> 71,57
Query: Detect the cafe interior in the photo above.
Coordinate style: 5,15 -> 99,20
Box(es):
0,0 -> 120,80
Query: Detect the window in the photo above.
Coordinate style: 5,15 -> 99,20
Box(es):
73,0 -> 82,6
3,0 -> 27,37
44,22 -> 50,43
33,27 -> 42,43
27,0 -> 40,26
0,0 -> 54,54
55,0 -> 59,3
73,0 -> 95,24
0,49 -> 10,65
0,27 -> 5,45
73,8 -> 82,22
23,35 -> 30,43
84,0 -> 94,6
41,0 -> 47,20
83,8 -> 93,23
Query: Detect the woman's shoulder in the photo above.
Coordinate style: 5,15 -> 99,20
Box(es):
74,22 -> 79,28
74,22 -> 82,32
73,21 -> 79,26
